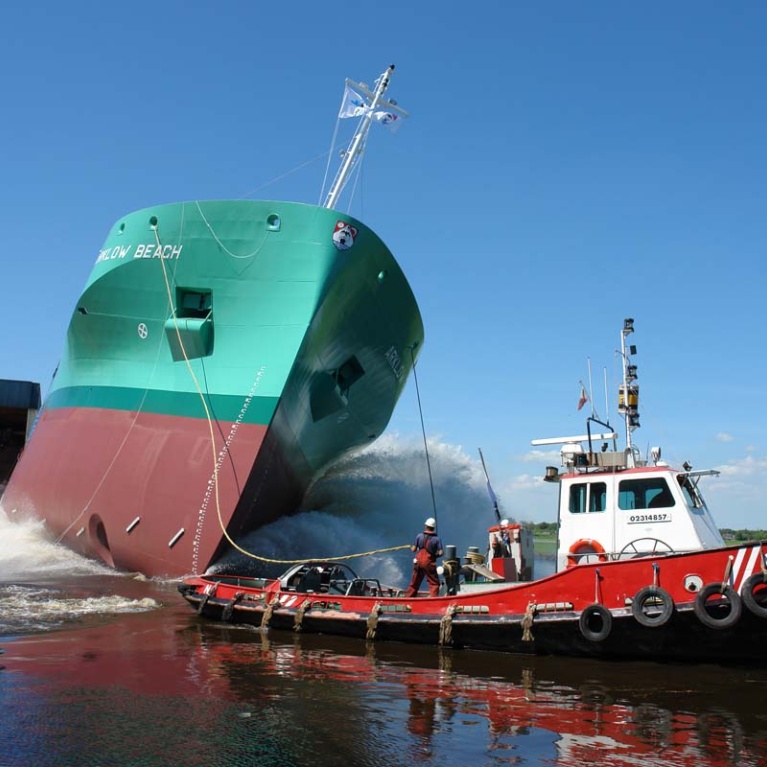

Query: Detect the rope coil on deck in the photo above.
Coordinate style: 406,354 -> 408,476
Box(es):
366,603 -> 383,641
439,604 -> 458,647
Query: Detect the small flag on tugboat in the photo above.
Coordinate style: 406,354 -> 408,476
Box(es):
478,448 -> 502,525
577,382 -> 589,411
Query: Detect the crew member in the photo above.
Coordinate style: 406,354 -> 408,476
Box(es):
492,519 -> 512,558
405,517 -> 444,597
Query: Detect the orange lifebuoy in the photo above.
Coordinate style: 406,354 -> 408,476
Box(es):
566,538 -> 608,567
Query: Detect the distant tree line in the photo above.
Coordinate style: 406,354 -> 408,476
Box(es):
527,522 -> 767,540
528,521 -> 556,537
720,528 -> 767,541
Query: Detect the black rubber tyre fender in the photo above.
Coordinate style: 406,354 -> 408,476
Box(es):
631,585 -> 675,627
578,603 -> 613,642
693,582 -> 742,629
221,601 -> 235,622
741,573 -> 767,619
196,594 -> 211,615
221,592 -> 245,622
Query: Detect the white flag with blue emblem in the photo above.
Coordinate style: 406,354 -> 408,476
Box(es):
338,84 -> 369,118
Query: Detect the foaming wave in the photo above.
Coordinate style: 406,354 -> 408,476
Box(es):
213,434 -> 502,584
0,508 -> 113,582
0,584 -> 158,634
0,434 -> 507,590
0,508 -> 161,634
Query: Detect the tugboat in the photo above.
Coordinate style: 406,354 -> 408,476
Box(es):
179,319 -> 767,664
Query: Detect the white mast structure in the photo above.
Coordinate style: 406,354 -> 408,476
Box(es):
323,64 -> 406,210
618,317 -> 640,466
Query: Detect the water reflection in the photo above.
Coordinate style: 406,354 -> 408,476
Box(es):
3,584 -> 767,766
180,620 -> 767,767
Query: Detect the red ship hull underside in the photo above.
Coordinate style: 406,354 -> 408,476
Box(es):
0,405 -> 298,576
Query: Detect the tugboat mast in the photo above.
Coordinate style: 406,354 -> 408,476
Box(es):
324,65 -> 402,210
619,317 -> 640,466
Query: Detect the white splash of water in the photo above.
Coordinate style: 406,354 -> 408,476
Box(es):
0,434 -> 507,593
0,508 -> 112,581
0,585 -> 158,634
0,507 -> 160,634
214,434 -> 501,583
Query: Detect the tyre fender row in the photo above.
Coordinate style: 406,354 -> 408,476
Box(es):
578,574 -> 767,642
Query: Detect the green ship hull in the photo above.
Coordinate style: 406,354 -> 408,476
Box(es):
2,200 -> 423,576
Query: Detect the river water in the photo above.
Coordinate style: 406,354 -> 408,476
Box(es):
3,531 -> 767,765
2,442 -> 767,766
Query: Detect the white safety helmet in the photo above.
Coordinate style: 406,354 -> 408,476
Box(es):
424,517 -> 436,529
500,519 -> 509,527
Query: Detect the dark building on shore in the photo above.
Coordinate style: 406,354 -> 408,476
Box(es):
0,379 -> 41,488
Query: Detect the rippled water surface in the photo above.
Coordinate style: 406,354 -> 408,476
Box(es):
3,443 -> 767,766
3,568 -> 767,767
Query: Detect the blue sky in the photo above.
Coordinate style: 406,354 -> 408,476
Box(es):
3,2 -> 766,530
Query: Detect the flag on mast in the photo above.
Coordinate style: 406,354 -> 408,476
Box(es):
338,80 -> 409,130
577,381 -> 589,411
478,448 -> 502,525
338,84 -> 368,118
372,109 -> 405,132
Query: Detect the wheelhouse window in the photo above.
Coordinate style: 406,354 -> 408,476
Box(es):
618,477 -> 675,510
569,482 -> 607,514
678,474 -> 704,509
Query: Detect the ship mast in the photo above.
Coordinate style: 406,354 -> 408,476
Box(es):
323,65 -> 398,210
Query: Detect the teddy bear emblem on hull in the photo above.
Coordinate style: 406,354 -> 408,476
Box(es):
332,220 -> 358,251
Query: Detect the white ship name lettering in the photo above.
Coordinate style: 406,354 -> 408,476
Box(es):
95,243 -> 184,263
96,245 -> 132,262
384,345 -> 403,380
134,243 -> 183,259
